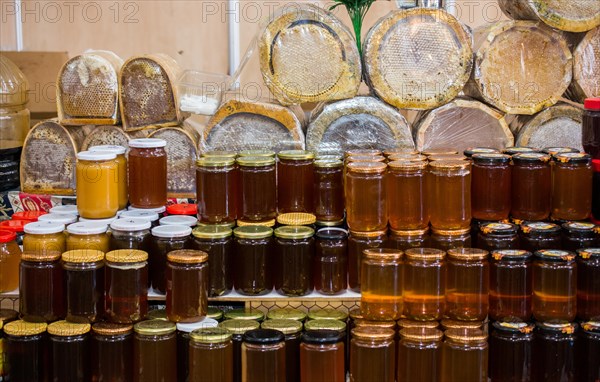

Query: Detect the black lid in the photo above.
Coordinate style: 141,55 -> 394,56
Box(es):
581,321 -> 600,334
480,222 -> 518,235
541,147 -> 580,155
535,249 -> 576,262
316,227 -> 348,240
302,330 -> 344,344
553,152 -> 592,164
243,329 -> 285,344
491,249 -> 533,261
472,153 -> 511,164
535,321 -> 578,334
463,147 -> 500,158
512,153 -> 551,164
492,321 -> 534,334
562,222 -> 598,234
577,248 -> 600,260
503,147 -> 539,155
520,222 -> 561,234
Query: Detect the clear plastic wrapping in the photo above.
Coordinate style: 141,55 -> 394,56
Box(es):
567,26 -> 600,103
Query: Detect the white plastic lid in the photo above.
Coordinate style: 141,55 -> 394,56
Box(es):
151,225 -> 192,238
38,213 -> 78,225
116,209 -> 127,217
24,221 -> 65,234
128,205 -> 167,214
129,138 -> 167,149
79,216 -> 118,225
120,210 -> 160,222
49,205 -> 79,215
176,318 -> 219,332
77,151 -> 117,161
159,215 -> 198,227
67,222 -> 109,235
89,145 -> 127,155
110,218 -> 152,231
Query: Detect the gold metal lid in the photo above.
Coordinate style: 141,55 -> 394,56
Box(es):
218,319 -> 260,334
167,249 -> 208,264
388,154 -> 428,162
192,225 -> 233,239
134,320 -> 176,336
444,328 -> 487,343
349,308 -> 363,320
62,249 -> 105,263
190,327 -> 232,344
47,320 -> 91,336
400,327 -> 444,342
3,320 -> 47,336
307,308 -> 348,321
428,154 -> 468,162
236,219 -> 276,228
277,213 -> 317,226
346,161 -> 387,174
267,308 -> 307,321
388,160 -> 428,171
447,248 -> 488,260
233,226 -> 273,239
384,148 -> 419,157
201,151 -> 237,159
236,156 -> 275,167
346,155 -> 386,163
316,219 -> 346,227
21,251 -> 62,262
105,249 -> 148,263
390,228 -> 430,236
261,319 -> 303,334
238,150 -> 275,158
397,319 -> 439,329
207,307 -> 224,321
304,319 -> 346,332
274,225 -> 315,240
196,221 -> 237,230
428,160 -> 471,170
147,309 -> 168,321
224,308 -> 265,321
92,322 -> 133,336
277,150 -> 315,160
314,159 -> 343,168
422,149 -> 459,156
431,227 -> 471,236
441,319 -> 485,330
353,319 -> 396,330
349,229 -> 388,238
351,326 -> 395,341
196,157 -> 236,167
405,247 -> 446,261
363,248 -> 404,261
345,149 -> 382,157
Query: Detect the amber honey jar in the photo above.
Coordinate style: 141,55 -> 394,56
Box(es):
192,225 -> 234,297
532,322 -> 577,382
196,157 -> 237,224
300,330 -> 345,382
348,230 -> 388,292
314,228 -> 348,295
397,327 -> 443,382
361,248 -> 404,321
471,153 -> 512,221
165,250 -> 208,322
428,160 -> 472,231
441,328 -> 488,382
489,249 -> 533,322
76,151 -> 119,219
577,248 -> 600,321
218,319 -> 260,382
133,320 -> 177,382
109,218 -> 152,252
345,162 -> 387,232
430,227 -> 472,252
61,249 -> 105,323
0,219 -> 26,245
389,228 -> 430,251
233,226 -> 273,296
533,250 -> 577,322
23,221 -> 66,256
403,248 -> 446,321
149,224 -> 192,293
237,156 -> 277,222
511,153 -> 552,221
519,222 -> 562,252
0,309 -> 18,379
0,230 -> 20,293
242,329 -> 286,382
19,251 -> 65,323
552,153 -> 593,221
176,319 -> 219,381
562,222 -> 599,251
66,222 -> 109,252
105,249 -> 148,324
489,321 -> 534,382
313,159 -> 344,223
446,248 -> 489,321
350,327 -> 395,382
128,138 -> 167,209
188,327 -> 233,382
262,319 -> 303,382
48,320 -> 91,382
478,222 -> 519,252
387,160 -> 428,231
3,320 -> 48,382
91,322 -> 134,382
277,150 -> 315,214
89,145 -> 128,210
274,226 -> 314,297
576,321 -> 600,382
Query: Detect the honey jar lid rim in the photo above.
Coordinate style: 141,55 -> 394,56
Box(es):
201,150 -> 237,158
351,327 -> 395,340
349,229 -> 388,237
390,227 -> 430,236
512,153 -> 550,162
4,320 -> 47,336
129,138 -> 167,148
581,321 -> 600,333
577,248 -> 600,259
421,149 -> 459,155
238,150 -> 275,157
77,150 -> 117,161
105,249 -> 148,262
447,248 -> 488,260
66,221 -> 108,235
267,308 -> 307,321
344,149 -> 382,157
192,225 -> 233,239
471,153 -> 511,163
307,308 -> 348,321
353,319 -> 396,330
21,251 -> 62,261
388,154 -> 428,162
479,222 -> 518,235
24,221 -> 65,234
277,213 -> 317,226
535,249 -> 576,262
47,320 -> 91,336
492,321 -> 535,334
167,249 -> 208,264
277,150 -> 315,160
233,225 -> 273,238
302,329 -> 344,344
236,219 -> 276,227
218,319 -> 260,334
190,327 -> 232,343
444,328 -> 488,342
236,156 -> 275,166
431,227 -> 471,236
315,227 -> 348,240
399,327 -> 443,342
243,328 -> 285,344
159,215 -> 198,227
134,320 -> 176,335
346,161 -> 387,173
274,225 -> 315,239
388,160 -> 428,169
405,247 -> 445,260
398,319 -> 440,329
261,319 -> 303,334
562,222 -> 597,232
503,147 -> 538,154
553,152 -> 591,163
38,213 -> 78,224
128,205 -> 167,214
535,321 -> 578,333
49,205 -> 78,215
304,319 -> 346,332
196,157 -> 236,167
151,224 -> 192,238
89,145 -> 127,155
521,222 -> 560,233
176,318 -> 219,333
441,319 -> 485,330
120,210 -> 160,222
224,308 -> 265,321
463,147 -> 500,156
363,248 -> 404,260
62,249 -> 105,263
428,160 -> 470,169
110,218 -> 152,231
314,159 -> 343,168
92,322 -> 133,335
384,148 -> 420,156
491,249 -> 532,260
541,147 -> 580,155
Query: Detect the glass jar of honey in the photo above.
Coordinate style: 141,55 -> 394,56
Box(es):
300,330 -> 345,382
446,248 -> 489,321
552,153 -> 593,221
237,156 -> 277,222
91,322 -> 134,382
532,322 -> 577,382
188,327 -> 233,382
62,249 -> 105,323
192,225 -> 233,297
218,319 -> 260,382
361,248 -> 404,321
76,151 -> 119,219
428,160 -> 472,231
562,222 -> 599,251
533,250 -> 577,322
66,222 -> 109,252
489,249 -> 533,321
19,251 -> 65,322
262,319 -> 303,382
397,327 -> 443,382
348,230 -> 388,292
48,320 -> 91,381
3,320 -> 48,381
387,161 -> 428,231
149,225 -> 192,293
313,160 -> 344,223
430,228 -> 472,252
233,226 -> 274,296
274,226 -> 315,297
345,162 -> 387,232
511,153 -> 552,221
519,222 -> 562,252
577,321 -> 600,382
0,308 -> 18,378
388,228 -> 430,251
89,145 -> 128,210
577,248 -> 600,321
105,249 -> 148,324
403,248 -> 446,321
489,321 -> 534,382
314,228 -> 348,295
242,329 -> 286,382
350,327 -> 395,382
196,157 -> 237,224
471,153 -> 512,221
23,221 -> 66,256
441,328 -> 488,382
277,150 -> 315,214
109,218 -> 152,252
176,319 -> 219,381
166,249 -> 208,323
0,230 -> 20,292
477,222 -> 519,252
128,138 -> 167,209
133,320 -> 177,382
0,219 -> 26,246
